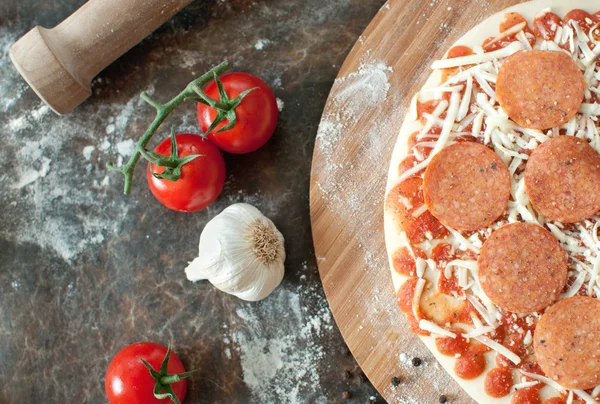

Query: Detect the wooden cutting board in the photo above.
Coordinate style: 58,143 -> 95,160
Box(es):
310,0 -> 523,402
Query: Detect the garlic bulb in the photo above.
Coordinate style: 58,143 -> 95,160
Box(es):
185,203 -> 285,301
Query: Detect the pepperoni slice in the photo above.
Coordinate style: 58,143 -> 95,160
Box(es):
496,50 -> 584,130
423,142 -> 510,231
534,296 -> 600,389
525,136 -> 600,223
478,223 -> 567,314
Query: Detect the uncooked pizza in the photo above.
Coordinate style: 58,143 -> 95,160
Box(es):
384,3 -> 600,404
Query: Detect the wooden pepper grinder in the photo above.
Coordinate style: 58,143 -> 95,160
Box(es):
9,0 -> 194,115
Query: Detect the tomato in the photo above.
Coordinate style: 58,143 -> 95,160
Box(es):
147,133 -> 225,212
105,342 -> 188,404
197,72 -> 278,154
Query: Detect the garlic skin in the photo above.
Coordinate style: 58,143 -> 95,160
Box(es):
185,203 -> 285,301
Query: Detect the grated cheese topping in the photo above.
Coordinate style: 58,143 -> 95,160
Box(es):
431,41 -> 524,69
474,335 -> 521,364
412,278 -> 426,321
419,319 -> 457,338
519,370 -> 564,391
574,389 -> 598,404
512,380 -> 539,390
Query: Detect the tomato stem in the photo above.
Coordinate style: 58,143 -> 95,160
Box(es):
147,130 -> 203,182
106,61 -> 229,195
197,72 -> 259,137
138,343 -> 199,404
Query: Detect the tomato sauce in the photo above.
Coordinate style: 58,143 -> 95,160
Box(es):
443,300 -> 474,325
494,311 -> 536,365
386,177 -> 425,233
454,134 -> 477,143
396,278 -> 419,313
407,131 -> 420,149
496,352 -> 514,368
436,334 -> 469,356
447,45 -> 474,59
510,388 -> 542,404
392,246 -> 426,276
489,321 -> 506,344
413,144 -> 433,161
405,210 -> 449,244
406,312 -> 430,336
520,362 -> 544,379
440,46 -> 474,82
416,100 -> 448,133
396,279 -> 432,335
543,397 -> 567,404
417,100 -> 441,123
392,177 -> 424,210
431,243 -> 454,263
532,11 -> 563,40
454,345 -> 487,380
408,131 -> 435,161
438,272 -> 462,295
565,9 -> 595,32
484,13 -> 535,51
484,367 -> 513,398
397,155 -> 420,177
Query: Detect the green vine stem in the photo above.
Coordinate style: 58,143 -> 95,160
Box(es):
139,343 -> 198,404
106,61 -> 229,195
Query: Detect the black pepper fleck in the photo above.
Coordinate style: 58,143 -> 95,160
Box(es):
491,162 -> 496,169
391,376 -> 401,387
356,372 -> 365,384
412,357 -> 422,367
342,391 -> 352,400
439,395 -> 448,403
342,371 -> 351,380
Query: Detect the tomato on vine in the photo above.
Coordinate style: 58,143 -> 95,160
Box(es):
105,342 -> 196,404
197,72 -> 278,154
146,132 -> 225,212
106,62 -> 277,212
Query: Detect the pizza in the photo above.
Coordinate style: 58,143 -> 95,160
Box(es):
384,3 -> 600,403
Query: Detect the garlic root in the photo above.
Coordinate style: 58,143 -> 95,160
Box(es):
185,203 -> 285,301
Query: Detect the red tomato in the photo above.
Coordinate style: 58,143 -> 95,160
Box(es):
147,133 -> 225,212
105,342 -> 187,404
197,72 -> 278,154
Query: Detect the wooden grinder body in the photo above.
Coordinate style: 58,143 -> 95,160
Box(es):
10,0 -> 194,114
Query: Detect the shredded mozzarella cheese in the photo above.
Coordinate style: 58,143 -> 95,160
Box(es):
512,381 -> 539,390
462,325 -> 495,338
419,319 -> 457,338
431,42 -> 523,69
466,295 -> 498,328
561,269 -> 587,298
474,335 -> 521,364
412,278 -> 426,321
485,22 -> 527,48
573,389 -> 597,404
519,370 -> 563,391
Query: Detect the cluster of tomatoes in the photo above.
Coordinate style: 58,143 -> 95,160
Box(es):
106,73 -> 278,404
147,72 -> 278,212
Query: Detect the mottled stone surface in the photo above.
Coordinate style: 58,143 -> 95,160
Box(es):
0,0 -> 387,403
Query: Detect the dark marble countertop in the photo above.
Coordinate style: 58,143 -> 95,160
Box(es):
0,0 -> 388,403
